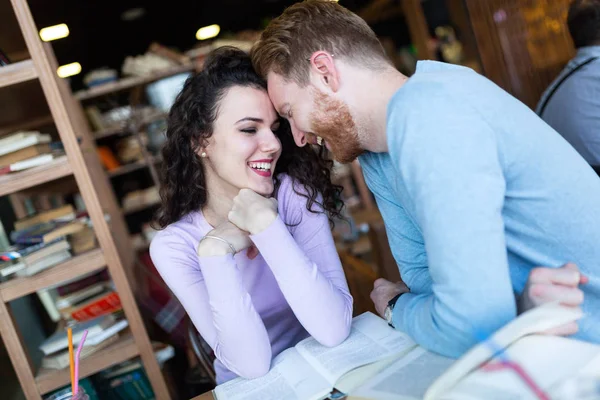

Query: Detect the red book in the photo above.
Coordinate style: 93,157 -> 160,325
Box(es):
69,291 -> 122,322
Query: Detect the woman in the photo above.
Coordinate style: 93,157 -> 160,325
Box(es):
150,47 -> 353,384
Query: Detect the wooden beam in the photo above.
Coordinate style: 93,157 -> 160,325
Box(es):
402,0 -> 436,60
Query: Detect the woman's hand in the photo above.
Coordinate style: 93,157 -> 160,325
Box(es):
197,221 -> 253,257
228,189 -> 278,235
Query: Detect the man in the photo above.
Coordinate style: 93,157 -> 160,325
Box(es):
536,0 -> 600,167
251,0 -> 599,357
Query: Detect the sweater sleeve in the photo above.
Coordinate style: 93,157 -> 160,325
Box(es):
388,88 -> 516,357
149,231 -> 271,379
250,179 -> 353,347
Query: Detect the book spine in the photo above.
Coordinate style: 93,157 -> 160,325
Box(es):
56,270 -> 109,296
71,292 -> 122,322
37,289 -> 60,322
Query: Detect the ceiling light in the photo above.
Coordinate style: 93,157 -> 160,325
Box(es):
39,23 -> 69,42
196,24 -> 220,41
57,62 -> 81,78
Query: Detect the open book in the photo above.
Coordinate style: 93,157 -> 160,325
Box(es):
350,302 -> 600,400
214,312 -> 418,400
215,303 -> 600,400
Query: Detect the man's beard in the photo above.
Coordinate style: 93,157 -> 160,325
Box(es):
310,90 -> 364,164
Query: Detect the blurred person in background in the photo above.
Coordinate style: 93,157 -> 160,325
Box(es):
537,0 -> 600,171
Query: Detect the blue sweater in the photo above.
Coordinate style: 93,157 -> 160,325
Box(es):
359,61 -> 600,358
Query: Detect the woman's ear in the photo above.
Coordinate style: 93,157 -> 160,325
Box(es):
192,137 -> 209,159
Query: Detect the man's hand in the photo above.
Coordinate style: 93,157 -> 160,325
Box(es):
370,278 -> 410,318
519,262 -> 588,336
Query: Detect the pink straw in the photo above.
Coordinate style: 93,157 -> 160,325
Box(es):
73,329 -> 88,396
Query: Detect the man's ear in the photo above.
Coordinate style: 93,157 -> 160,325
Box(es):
309,51 -> 340,92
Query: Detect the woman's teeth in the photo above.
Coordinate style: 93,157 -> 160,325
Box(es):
316,136 -> 323,146
249,162 -> 271,171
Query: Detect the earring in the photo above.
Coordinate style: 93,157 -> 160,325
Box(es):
201,152 -> 207,158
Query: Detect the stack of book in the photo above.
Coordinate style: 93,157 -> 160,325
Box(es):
0,205 -> 98,281
0,131 -> 65,175
39,313 -> 129,370
37,268 -> 122,321
37,267 -> 126,369
121,186 -> 160,213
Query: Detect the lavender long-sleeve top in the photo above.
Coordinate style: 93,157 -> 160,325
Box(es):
149,175 -> 353,383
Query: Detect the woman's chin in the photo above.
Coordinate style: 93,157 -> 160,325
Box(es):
248,181 -> 275,197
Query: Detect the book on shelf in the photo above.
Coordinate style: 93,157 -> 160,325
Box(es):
37,279 -> 106,323
43,342 -> 173,399
55,282 -> 107,310
0,143 -> 51,167
0,259 -> 25,279
68,225 -> 97,255
10,219 -> 85,245
56,269 -> 110,297
16,248 -> 71,277
0,131 -> 51,157
41,334 -> 120,370
94,361 -> 155,400
92,343 -> 174,400
39,314 -> 127,356
0,151 -> 65,175
61,289 -> 122,322
0,48 -> 9,66
0,239 -> 71,281
213,303 -> 600,400
14,204 -> 75,231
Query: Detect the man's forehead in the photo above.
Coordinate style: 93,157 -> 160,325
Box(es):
266,73 -> 290,110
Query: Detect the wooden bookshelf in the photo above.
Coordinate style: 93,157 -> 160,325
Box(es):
108,160 -> 148,178
35,332 -> 138,394
0,59 -> 37,88
0,0 -> 172,398
94,111 -> 168,140
0,155 -> 72,197
0,249 -> 106,302
74,64 -> 194,101
0,114 -> 54,136
108,155 -> 162,178
122,198 -> 160,215
93,125 -> 127,140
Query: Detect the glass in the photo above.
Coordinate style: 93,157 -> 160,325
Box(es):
45,387 -> 89,400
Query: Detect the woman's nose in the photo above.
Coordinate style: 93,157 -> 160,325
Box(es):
261,129 -> 282,153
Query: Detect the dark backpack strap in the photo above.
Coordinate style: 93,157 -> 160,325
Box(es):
538,56 -> 599,117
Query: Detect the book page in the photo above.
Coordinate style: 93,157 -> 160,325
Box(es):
349,347 -> 454,400
335,354 -> 401,394
424,302 -> 583,400
438,335 -> 600,400
296,312 -> 417,384
214,348 -> 331,400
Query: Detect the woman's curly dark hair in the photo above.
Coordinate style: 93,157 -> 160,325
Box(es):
155,46 -> 343,229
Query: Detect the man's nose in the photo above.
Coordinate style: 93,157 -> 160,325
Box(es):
291,124 -> 308,147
